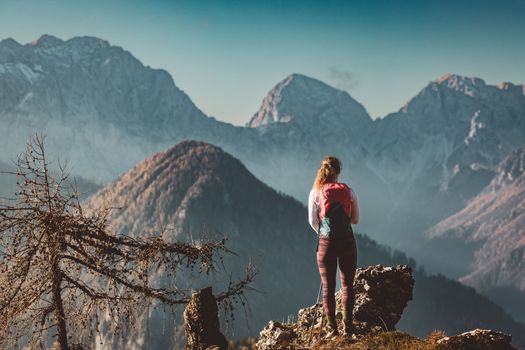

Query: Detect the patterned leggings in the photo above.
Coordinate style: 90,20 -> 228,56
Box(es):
316,235 -> 357,323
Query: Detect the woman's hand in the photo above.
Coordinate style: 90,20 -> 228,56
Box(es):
351,189 -> 359,225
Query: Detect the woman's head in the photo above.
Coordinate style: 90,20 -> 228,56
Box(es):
313,156 -> 341,190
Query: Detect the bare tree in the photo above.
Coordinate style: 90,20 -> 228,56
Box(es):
0,134 -> 256,350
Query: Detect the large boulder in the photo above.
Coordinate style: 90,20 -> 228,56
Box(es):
347,264 -> 415,332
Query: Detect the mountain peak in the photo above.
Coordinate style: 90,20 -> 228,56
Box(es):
0,38 -> 22,49
435,73 -> 485,85
246,73 -> 371,129
138,140 -> 231,176
30,34 -> 64,48
401,73 -> 488,113
26,35 -> 111,54
65,35 -> 110,48
431,73 -> 486,97
124,140 -> 249,199
87,139 -> 302,241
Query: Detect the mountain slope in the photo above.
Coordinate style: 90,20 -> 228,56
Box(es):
428,145 -> 525,285
427,145 -> 525,320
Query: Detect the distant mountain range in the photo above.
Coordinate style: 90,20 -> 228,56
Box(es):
1,34 -> 524,330
85,140 -> 525,348
1,36 -> 523,233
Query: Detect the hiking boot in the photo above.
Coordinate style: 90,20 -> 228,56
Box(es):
342,310 -> 355,336
343,321 -> 355,336
324,321 -> 339,338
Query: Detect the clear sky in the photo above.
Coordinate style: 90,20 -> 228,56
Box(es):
1,0 -> 524,125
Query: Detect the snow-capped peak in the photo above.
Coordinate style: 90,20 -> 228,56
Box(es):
433,73 -> 486,97
246,73 -> 371,129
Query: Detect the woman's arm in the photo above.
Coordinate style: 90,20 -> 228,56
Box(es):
308,189 -> 320,233
350,189 -> 359,225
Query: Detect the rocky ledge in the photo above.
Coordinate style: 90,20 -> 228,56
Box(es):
255,264 -> 516,350
256,264 -> 414,349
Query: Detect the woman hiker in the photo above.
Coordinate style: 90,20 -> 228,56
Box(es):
308,156 -> 359,338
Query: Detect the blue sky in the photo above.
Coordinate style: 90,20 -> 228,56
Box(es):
1,0 -> 524,125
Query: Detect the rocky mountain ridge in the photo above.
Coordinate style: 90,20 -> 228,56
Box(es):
0,34 -> 248,182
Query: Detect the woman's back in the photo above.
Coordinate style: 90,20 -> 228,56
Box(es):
308,182 -> 359,235
309,156 -> 360,338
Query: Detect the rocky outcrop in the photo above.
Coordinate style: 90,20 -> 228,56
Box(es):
256,264 -> 519,350
257,264 -> 414,349
256,321 -> 297,350
348,264 -> 415,332
436,329 -> 515,350
183,287 -> 228,350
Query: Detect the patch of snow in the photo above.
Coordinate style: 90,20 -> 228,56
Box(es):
470,163 -> 481,171
464,87 -> 475,97
34,64 -> 43,72
464,110 -> 483,145
15,63 -> 40,84
103,57 -> 111,65
18,92 -> 34,108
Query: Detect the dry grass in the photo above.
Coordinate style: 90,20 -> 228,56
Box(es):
228,330 -> 449,350
228,337 -> 257,350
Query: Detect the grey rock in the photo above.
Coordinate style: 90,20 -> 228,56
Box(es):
436,328 -> 516,350
183,287 -> 228,350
